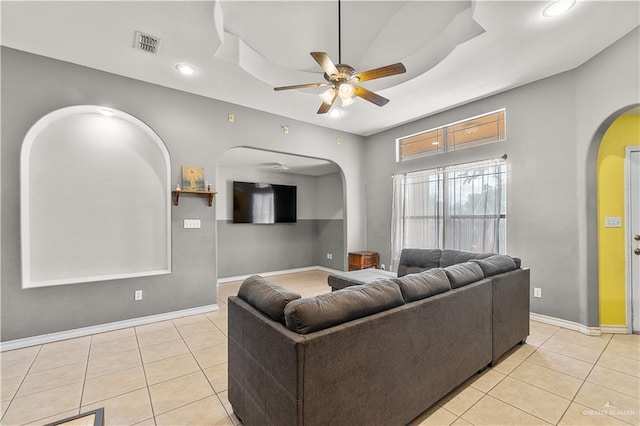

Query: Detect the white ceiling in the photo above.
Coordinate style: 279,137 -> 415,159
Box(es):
1,1 -> 639,137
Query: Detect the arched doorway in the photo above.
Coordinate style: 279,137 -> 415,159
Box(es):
215,147 -> 347,279
596,106 -> 640,333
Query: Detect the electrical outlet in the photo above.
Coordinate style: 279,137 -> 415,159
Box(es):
134,290 -> 143,301
184,219 -> 201,229
326,253 -> 333,260
534,287 -> 542,298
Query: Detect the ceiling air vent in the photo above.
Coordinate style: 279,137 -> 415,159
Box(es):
134,31 -> 160,55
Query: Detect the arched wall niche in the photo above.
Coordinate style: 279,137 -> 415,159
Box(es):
21,105 -> 172,288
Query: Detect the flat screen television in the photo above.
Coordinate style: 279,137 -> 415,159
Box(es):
233,181 -> 297,224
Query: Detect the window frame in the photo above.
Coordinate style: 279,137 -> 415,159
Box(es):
396,108 -> 506,162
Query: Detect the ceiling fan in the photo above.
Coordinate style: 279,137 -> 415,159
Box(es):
274,0 -> 406,114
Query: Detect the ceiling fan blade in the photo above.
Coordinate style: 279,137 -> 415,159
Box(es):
317,102 -> 332,114
354,85 -> 389,106
317,90 -> 338,114
353,63 -> 406,83
311,52 -> 339,77
274,82 -> 328,91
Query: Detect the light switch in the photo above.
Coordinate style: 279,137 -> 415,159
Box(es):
604,217 -> 622,228
184,219 -> 201,229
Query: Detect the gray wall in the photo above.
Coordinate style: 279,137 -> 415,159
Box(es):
313,172 -> 345,270
1,47 -> 364,342
3,26 -> 637,342
364,28 -> 640,326
217,220 -> 316,277
216,166 -> 344,276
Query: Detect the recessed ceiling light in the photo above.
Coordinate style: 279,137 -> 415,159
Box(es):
328,109 -> 342,118
175,63 -> 197,76
542,0 -> 576,17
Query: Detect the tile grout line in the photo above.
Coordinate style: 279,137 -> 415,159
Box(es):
555,331 -> 619,425
534,326 -> 576,426
457,360 -> 545,425
77,335 -> 94,413
148,319 -> 230,422
459,328 -> 561,425
176,317 -> 233,420
205,285 -> 240,424
586,363 -> 640,398
0,344 -> 43,424
134,325 -> 159,425
17,341 -> 89,426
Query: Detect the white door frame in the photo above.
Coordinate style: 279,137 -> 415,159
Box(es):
625,146 -> 640,333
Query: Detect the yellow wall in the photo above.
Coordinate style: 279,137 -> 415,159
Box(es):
597,113 -> 640,326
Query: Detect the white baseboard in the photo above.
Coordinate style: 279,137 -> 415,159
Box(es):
217,265 -> 343,285
0,304 -> 220,352
531,313 -> 633,335
600,325 -> 630,334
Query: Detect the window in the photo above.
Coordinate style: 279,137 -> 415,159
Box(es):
397,109 -> 506,161
391,157 -> 506,271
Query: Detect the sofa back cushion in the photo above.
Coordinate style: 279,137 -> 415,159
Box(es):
394,268 -> 451,302
237,275 -> 301,324
397,249 -> 442,277
471,255 -> 517,277
444,262 -> 485,288
439,249 -> 495,268
284,280 -> 404,334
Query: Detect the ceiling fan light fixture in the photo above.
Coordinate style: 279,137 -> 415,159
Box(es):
338,83 -> 355,99
542,0 -> 576,17
340,96 -> 355,107
319,87 -> 336,104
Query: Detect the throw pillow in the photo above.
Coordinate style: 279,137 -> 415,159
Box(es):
394,268 -> 451,302
284,280 -> 404,334
471,255 -> 517,277
237,275 -> 301,324
444,262 -> 485,288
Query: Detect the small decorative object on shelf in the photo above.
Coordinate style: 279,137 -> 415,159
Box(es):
206,182 -> 212,191
181,166 -> 205,191
175,184 -> 181,191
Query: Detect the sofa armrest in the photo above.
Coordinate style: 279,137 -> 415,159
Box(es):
228,296 -> 306,426
491,268 -> 530,364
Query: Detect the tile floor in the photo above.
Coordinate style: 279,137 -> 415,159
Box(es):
1,270 -> 638,426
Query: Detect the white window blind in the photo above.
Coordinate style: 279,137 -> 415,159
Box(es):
391,157 -> 506,271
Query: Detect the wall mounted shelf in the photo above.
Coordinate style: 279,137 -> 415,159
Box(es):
172,190 -> 217,206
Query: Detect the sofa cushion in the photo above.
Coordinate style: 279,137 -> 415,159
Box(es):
237,275 -> 301,324
444,262 -> 485,288
471,255 -> 517,277
397,249 -> 442,277
394,269 -> 451,302
439,249 -> 495,268
284,280 -> 404,334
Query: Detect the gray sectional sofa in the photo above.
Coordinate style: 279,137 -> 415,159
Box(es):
228,249 -> 530,426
